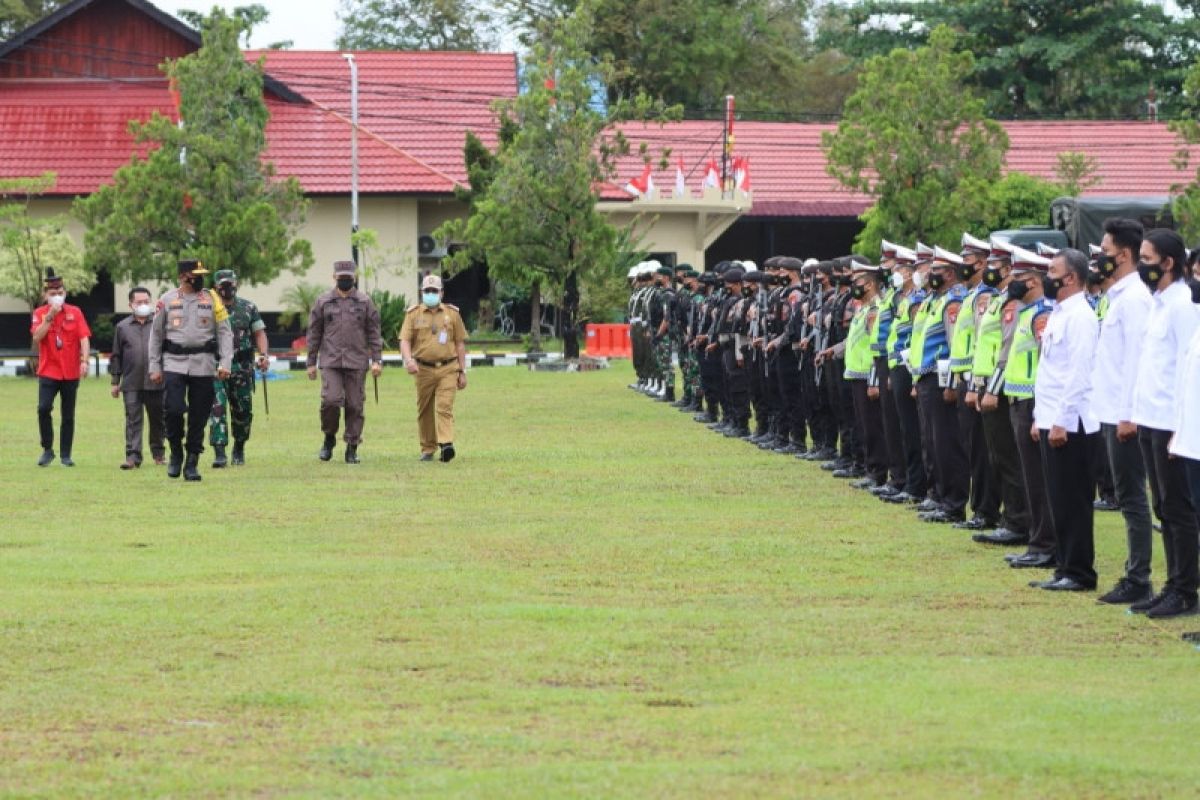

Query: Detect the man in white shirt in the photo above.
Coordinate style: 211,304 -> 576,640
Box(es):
1130,229 -> 1200,618
1090,218 -> 1155,606
1029,249 -> 1101,592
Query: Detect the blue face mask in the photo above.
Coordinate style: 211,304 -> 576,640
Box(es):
422,291 -> 440,308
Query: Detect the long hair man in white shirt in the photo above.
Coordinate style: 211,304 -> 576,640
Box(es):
1029,249 -> 1101,592
1130,229 -> 1200,618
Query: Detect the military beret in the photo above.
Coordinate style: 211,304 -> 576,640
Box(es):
713,260 -> 733,275
683,268 -> 700,278
774,257 -> 804,271
723,268 -> 746,283
674,262 -> 693,272
214,269 -> 237,284
699,273 -> 717,285
178,258 -> 207,274
656,265 -> 674,277
742,270 -> 765,283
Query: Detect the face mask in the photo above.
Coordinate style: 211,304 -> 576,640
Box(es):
133,303 -> 153,317
956,263 -> 976,281
1095,254 -> 1115,278
1008,279 -> 1029,302
1137,260 -> 1164,288
927,273 -> 946,291
851,284 -> 867,300
912,271 -> 926,290
48,294 -> 65,308
838,275 -> 853,287
1086,269 -> 1104,287
422,291 -> 440,307
982,267 -> 1003,288
189,276 -> 204,291
891,272 -> 906,290
217,285 -> 235,301
742,287 -> 754,297
336,277 -> 355,292
1042,274 -> 1064,301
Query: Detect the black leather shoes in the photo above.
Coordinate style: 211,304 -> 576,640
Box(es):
59,455 -> 74,467
1145,590 -> 1199,619
914,498 -> 941,513
37,449 -> 54,467
183,454 -> 201,482
318,435 -> 335,461
167,448 -> 183,479
345,445 -> 360,464
952,516 -> 996,531
1009,552 -> 1056,569
1030,576 -> 1093,592
919,510 -> 964,524
881,491 -> 921,505
972,528 -> 1029,546
1097,579 -> 1153,605
440,443 -> 456,463
1093,498 -> 1120,512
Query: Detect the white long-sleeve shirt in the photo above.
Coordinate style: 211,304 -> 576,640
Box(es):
1170,326 -> 1200,460
1034,290 -> 1099,433
1090,272 -> 1152,425
1132,280 -> 1200,432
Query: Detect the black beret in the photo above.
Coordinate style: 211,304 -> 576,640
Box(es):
742,270 -> 765,283
723,268 -> 746,283
775,257 -> 804,271
713,260 -> 733,275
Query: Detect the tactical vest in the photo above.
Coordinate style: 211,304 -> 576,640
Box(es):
843,301 -> 875,380
1003,298 -> 1051,400
949,284 -> 994,373
971,290 -> 1008,380
908,285 -> 965,374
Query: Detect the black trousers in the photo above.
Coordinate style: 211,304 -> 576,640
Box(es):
761,353 -> 782,433
876,356 -> 906,488
850,379 -> 888,484
805,356 -> 836,449
889,366 -> 926,497
1092,432 -> 1116,502
700,346 -> 724,417
1010,398 -> 1055,555
1140,427 -> 1199,601
777,350 -> 807,446
749,351 -> 769,432
958,390 -> 999,522
913,374 -> 940,502
721,345 -> 750,427
1040,427 -> 1098,587
980,394 -> 1029,534
164,372 -> 216,455
37,377 -> 79,455
829,364 -> 857,461
916,374 -> 969,515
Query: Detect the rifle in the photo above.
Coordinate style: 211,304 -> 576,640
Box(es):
812,283 -> 828,386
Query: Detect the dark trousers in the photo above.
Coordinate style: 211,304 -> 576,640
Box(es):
37,377 -> 79,456
1139,427 -> 1199,601
320,367 -> 368,444
721,345 -> 750,427
749,352 -> 769,432
761,353 -> 782,433
958,391 -> 999,522
1010,398 -> 1055,555
1039,427 -> 1098,587
1092,433 -> 1116,502
889,366 -> 926,497
805,357 -> 836,449
850,379 -> 888,484
980,394 -> 1029,534
1102,423 -> 1153,587
917,374 -> 969,515
913,374 -> 940,502
164,372 -> 215,455
123,389 -> 165,462
876,356 -> 905,488
701,347 -> 725,418
777,350 -> 807,446
834,368 -> 857,462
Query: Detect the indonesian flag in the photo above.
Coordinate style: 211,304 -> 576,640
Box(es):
703,159 -> 720,189
625,163 -> 654,198
675,156 -> 687,199
733,156 -> 751,194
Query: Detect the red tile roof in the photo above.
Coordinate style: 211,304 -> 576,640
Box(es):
607,120 -> 1200,217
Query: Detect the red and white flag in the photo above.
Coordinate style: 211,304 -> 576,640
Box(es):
703,158 -> 720,189
733,156 -> 751,194
625,163 -> 654,198
675,156 -> 687,199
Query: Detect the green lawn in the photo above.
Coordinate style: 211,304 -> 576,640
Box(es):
1,364 -> 1197,798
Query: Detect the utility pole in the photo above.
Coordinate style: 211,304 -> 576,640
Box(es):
342,53 -> 360,266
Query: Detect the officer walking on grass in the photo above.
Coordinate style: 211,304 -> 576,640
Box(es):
400,274 -> 468,462
208,269 -> 269,468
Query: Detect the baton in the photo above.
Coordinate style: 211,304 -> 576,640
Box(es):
373,372 -> 379,405
259,364 -> 269,417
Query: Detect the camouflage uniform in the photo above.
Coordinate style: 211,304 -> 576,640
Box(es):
209,294 -> 265,448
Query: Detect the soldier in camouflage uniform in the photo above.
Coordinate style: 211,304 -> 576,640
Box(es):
649,264 -> 677,401
208,269 -> 269,467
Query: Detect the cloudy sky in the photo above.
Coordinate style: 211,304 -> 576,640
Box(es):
155,0 -> 343,50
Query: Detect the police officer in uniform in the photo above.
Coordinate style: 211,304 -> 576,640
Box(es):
306,261 -> 383,464
401,274 -> 469,462
148,259 -> 233,482
208,269 -> 269,467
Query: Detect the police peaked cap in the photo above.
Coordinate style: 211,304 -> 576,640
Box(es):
931,246 -> 964,267
178,258 -> 207,274
987,236 -> 1015,262
961,232 -> 990,256
1009,245 -> 1050,272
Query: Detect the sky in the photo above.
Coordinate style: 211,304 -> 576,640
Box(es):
154,0 -> 343,50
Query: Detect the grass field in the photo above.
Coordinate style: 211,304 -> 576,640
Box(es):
1,364 -> 1198,798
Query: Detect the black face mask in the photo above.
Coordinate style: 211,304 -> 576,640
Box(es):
927,273 -> 946,291
742,287 -> 755,297
1008,279 -> 1029,301
217,285 -> 235,301
1095,254 -> 1116,278
336,277 -> 356,292
851,284 -> 867,300
1137,260 -> 1165,289
1086,269 -> 1105,287
982,267 -> 1003,288
956,263 -> 976,282
189,276 -> 205,292
1042,274 -> 1064,302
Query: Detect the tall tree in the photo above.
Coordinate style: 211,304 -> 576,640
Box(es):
1169,52 -> 1200,243
817,0 -> 1200,119
74,9 -> 312,286
0,174 -> 92,311
437,3 -> 677,354
823,25 -> 1008,255
335,0 -> 496,51
0,0 -> 68,40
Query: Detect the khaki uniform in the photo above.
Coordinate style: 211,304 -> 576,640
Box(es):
399,302 -> 467,453
306,289 -> 382,445
148,288 -> 233,455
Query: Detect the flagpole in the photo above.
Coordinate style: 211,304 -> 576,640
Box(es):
721,95 -> 735,199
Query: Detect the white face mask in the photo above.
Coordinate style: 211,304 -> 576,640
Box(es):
133,303 -> 153,317
891,272 -> 906,290
48,294 -> 65,308
912,271 -> 926,290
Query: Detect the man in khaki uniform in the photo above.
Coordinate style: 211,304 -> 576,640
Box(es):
400,274 -> 468,462
306,261 -> 383,464
148,259 -> 233,482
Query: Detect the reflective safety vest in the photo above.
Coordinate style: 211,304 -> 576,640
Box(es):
908,284 -> 967,375
843,300 -> 875,380
971,289 -> 1010,381
1096,292 -> 1110,321
949,284 -> 996,374
887,289 -> 925,369
872,287 -> 895,356
1003,298 -> 1052,400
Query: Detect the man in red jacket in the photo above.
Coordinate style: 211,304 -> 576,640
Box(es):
30,268 -> 91,466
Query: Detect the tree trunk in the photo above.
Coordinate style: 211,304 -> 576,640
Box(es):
562,269 -> 580,358
529,280 -> 542,353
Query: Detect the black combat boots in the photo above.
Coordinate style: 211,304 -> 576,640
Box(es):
318,435 -> 335,461
231,441 -> 245,466
344,444 -> 360,464
212,445 -> 227,468
183,453 -> 201,482
167,443 -> 183,479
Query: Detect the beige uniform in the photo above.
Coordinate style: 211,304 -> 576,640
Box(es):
399,302 -> 468,453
